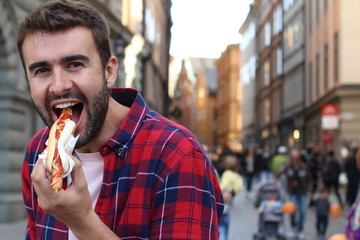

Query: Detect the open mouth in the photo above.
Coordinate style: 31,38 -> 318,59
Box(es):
53,102 -> 83,124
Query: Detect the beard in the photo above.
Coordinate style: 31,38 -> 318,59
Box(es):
75,82 -> 110,148
33,76 -> 111,149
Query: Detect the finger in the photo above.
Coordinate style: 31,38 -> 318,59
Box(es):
31,158 -> 52,194
31,159 -> 55,209
31,157 -> 48,181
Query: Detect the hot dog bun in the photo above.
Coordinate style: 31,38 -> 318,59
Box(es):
45,108 -> 76,191
57,119 -> 76,173
45,119 -> 59,173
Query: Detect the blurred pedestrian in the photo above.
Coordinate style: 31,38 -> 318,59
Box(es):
205,144 -> 224,178
260,144 -> 272,182
315,188 -> 330,240
322,150 -> 343,207
308,152 -> 322,207
345,149 -> 360,239
301,144 -> 314,163
219,153 -> 244,240
344,147 -> 360,207
277,149 -> 311,239
271,146 -> 289,191
254,146 -> 264,180
270,146 -> 288,176
244,147 -> 255,195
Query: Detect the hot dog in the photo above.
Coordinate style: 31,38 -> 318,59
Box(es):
45,107 -> 76,192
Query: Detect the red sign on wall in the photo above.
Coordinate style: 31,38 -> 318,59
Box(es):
321,130 -> 333,145
322,104 -> 338,116
321,104 -> 339,130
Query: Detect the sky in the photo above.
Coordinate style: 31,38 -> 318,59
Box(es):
169,0 -> 254,59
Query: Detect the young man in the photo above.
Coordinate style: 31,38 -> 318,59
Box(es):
18,1 -> 223,239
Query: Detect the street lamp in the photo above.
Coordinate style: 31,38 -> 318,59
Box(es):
293,129 -> 300,141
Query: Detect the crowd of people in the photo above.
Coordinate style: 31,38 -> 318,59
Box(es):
208,143 -> 360,240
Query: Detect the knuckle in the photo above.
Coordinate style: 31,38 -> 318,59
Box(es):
31,172 -> 39,182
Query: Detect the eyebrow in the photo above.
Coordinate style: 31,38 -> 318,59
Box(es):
61,54 -> 90,63
28,54 -> 90,73
28,61 -> 49,73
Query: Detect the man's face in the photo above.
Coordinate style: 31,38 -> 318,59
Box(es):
22,26 -> 111,148
290,150 -> 300,164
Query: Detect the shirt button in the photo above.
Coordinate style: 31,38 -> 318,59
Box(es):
119,147 -> 124,153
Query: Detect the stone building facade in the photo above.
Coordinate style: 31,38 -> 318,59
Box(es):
303,0 -> 360,153
282,0 -> 306,149
216,44 -> 242,152
255,0 -> 283,152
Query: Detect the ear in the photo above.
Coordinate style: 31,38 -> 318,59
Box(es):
104,56 -> 118,88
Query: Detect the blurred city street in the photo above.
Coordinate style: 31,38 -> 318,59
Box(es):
0,218 -> 26,240
0,185 -> 348,240
227,182 -> 347,240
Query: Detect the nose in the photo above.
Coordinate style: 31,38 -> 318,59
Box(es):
49,68 -> 74,96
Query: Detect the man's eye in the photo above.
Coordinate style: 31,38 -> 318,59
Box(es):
34,68 -> 49,75
69,62 -> 83,68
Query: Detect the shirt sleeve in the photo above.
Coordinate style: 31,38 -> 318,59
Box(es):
22,146 -> 36,240
150,147 -> 223,239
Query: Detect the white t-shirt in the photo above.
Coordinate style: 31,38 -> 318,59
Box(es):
68,151 -> 104,240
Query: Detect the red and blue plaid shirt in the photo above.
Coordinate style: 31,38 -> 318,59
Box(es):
22,88 -> 224,239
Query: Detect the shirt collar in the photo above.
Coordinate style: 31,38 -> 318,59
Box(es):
104,88 -> 149,158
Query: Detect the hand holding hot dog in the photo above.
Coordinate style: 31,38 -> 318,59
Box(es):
31,152 -> 120,239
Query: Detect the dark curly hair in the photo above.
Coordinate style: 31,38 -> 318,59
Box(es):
17,0 -> 111,71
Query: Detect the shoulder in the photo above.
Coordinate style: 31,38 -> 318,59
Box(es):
25,127 -> 49,162
130,111 -> 209,175
221,170 -> 233,178
142,110 -> 204,154
28,127 -> 49,151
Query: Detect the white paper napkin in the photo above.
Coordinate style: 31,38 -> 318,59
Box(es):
39,134 -> 80,179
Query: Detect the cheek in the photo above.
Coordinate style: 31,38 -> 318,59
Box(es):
29,81 -> 49,112
30,83 -> 45,102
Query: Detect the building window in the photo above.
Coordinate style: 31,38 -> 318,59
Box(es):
241,62 -> 250,85
324,44 -> 328,90
241,22 -> 255,51
264,99 -> 270,124
273,5 -> 282,35
316,0 -> 320,24
264,22 -> 271,46
283,0 -> 294,12
309,0 -> 313,35
264,60 -> 270,86
277,48 -> 283,76
284,22 -> 300,50
334,32 -> 339,82
309,62 -> 313,101
316,53 -> 320,97
250,56 -> 256,80
145,8 -> 156,44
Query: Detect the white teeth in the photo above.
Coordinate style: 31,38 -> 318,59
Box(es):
55,102 -> 78,109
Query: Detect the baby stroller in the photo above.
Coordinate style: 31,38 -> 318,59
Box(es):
253,181 -> 286,240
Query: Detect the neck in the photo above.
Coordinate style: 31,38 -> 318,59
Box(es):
77,98 -> 130,153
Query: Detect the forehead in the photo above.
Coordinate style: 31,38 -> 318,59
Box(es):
22,26 -> 95,63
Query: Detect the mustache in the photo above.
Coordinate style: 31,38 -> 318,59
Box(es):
46,91 -> 87,111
